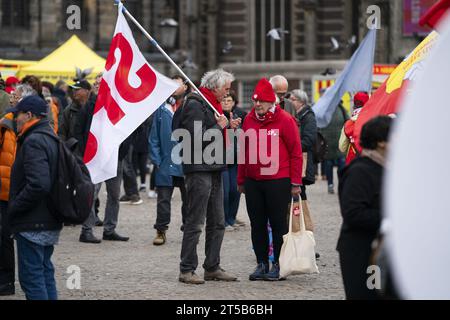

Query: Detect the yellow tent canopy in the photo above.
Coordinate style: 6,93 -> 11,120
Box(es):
0,59 -> 37,78
16,35 -> 106,84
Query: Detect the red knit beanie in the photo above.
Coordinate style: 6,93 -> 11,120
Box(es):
252,78 -> 276,103
354,91 -> 369,107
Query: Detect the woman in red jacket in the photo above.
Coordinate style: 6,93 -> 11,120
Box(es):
238,78 -> 303,281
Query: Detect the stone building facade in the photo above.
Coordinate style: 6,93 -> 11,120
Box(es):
0,0 -> 424,106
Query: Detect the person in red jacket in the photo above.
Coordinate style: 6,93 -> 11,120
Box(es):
339,92 -> 370,165
237,78 -> 303,281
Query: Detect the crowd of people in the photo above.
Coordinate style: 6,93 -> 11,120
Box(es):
0,68 -> 393,300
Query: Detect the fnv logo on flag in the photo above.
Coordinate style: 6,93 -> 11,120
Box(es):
84,4 -> 178,183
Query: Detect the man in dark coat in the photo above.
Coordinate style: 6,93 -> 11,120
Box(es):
59,80 -> 104,242
59,80 -> 92,157
290,89 -> 317,233
6,96 -> 61,300
77,84 -> 130,244
178,69 -> 240,284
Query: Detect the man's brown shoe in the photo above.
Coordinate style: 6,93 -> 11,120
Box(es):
153,231 -> 166,246
204,268 -> 238,282
179,272 -> 205,285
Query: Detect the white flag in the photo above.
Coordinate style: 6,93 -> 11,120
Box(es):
84,3 -> 178,183
386,15 -> 450,299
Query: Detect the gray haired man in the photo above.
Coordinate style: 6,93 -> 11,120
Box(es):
269,75 -> 296,116
178,69 -> 240,284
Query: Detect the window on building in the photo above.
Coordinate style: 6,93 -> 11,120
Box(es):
1,0 -> 30,28
255,0 -> 292,62
62,0 -> 89,32
241,81 -> 258,110
122,0 -> 142,34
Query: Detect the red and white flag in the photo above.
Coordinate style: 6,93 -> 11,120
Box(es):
84,4 -> 178,183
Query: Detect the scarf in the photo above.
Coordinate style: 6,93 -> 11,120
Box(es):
17,118 -> 41,139
361,149 -> 385,167
255,105 -> 276,122
199,87 -> 232,148
199,87 -> 224,115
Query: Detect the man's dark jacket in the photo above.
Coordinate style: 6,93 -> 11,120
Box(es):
179,93 -> 226,174
8,120 -> 62,234
59,101 -> 92,157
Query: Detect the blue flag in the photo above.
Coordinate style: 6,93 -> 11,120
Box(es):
313,28 -> 377,128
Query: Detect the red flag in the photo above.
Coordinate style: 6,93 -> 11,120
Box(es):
353,32 -> 439,151
419,0 -> 450,29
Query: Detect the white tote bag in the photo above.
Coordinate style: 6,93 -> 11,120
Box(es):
279,199 -> 319,278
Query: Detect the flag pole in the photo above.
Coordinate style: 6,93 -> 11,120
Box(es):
113,0 -> 221,117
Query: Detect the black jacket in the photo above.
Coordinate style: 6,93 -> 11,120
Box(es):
133,116 -> 152,154
53,89 -> 68,110
296,106 -> 317,185
179,94 -> 226,174
224,106 -> 247,167
59,100 -> 94,157
337,156 -> 382,253
8,120 -> 62,234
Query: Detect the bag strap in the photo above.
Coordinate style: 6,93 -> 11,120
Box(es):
288,198 -> 294,233
299,199 -> 306,233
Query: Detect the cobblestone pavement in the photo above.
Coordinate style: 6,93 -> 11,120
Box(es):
2,176 -> 345,300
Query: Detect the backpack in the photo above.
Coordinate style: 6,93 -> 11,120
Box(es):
172,92 -> 204,132
38,131 -> 95,224
312,131 -> 328,164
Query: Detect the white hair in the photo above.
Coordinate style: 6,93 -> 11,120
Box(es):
200,69 -> 235,90
269,75 -> 288,88
14,84 -> 36,98
291,89 -> 309,105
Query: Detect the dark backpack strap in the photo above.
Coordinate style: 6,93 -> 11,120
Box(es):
175,92 -> 208,128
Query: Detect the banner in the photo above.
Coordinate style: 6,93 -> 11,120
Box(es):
354,31 -> 439,150
84,3 -> 178,183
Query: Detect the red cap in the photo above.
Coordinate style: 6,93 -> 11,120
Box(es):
5,76 -> 19,87
354,92 -> 369,107
252,78 -> 276,103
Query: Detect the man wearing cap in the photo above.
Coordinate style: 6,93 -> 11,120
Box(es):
59,80 -> 92,156
59,80 -> 101,242
237,78 -> 302,281
6,95 -> 61,300
61,80 -> 129,244
339,91 -> 370,165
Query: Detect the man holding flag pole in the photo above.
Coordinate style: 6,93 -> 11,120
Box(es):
83,0 -> 241,281
85,1 -> 234,182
